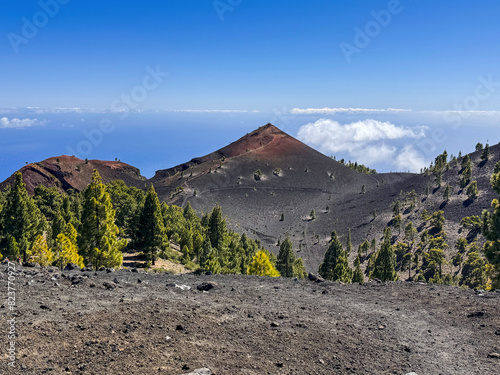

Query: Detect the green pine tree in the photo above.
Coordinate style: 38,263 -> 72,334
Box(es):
208,205 -> 226,251
318,231 -> 352,282
277,237 -> 296,277
482,162 -> 500,288
346,228 -> 353,254
352,259 -> 364,283
466,180 -> 479,200
137,185 -> 168,265
371,228 -> 398,281
1,172 -> 44,261
78,170 -> 125,269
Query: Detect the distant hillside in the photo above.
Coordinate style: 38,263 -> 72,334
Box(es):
1,124 -> 499,276
0,155 -> 147,194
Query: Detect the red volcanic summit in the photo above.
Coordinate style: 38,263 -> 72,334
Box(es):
0,155 -> 146,194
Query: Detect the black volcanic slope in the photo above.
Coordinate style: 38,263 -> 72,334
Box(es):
2,124 -> 499,273
149,124 -> 419,270
150,124 -> 500,272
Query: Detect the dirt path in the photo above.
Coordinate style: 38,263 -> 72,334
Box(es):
1,264 -> 498,374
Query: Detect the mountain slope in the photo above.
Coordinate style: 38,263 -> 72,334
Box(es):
0,155 -> 147,194
1,124 -> 499,274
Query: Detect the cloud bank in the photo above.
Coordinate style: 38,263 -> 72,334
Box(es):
0,117 -> 46,129
297,118 -> 428,172
291,107 -> 412,115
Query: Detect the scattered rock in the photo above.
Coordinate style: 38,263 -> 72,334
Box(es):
175,284 -> 191,291
131,268 -> 138,273
64,263 -> 81,271
113,277 -> 120,284
405,372 -> 418,375
103,282 -> 117,290
197,282 -> 217,291
487,352 -> 500,359
176,324 -> 184,331
270,322 -> 280,328
180,368 -> 212,375
467,311 -> 485,318
275,361 -> 284,368
308,273 -> 324,283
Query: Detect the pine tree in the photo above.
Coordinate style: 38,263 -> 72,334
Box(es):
78,170 -> 125,269
247,250 -> 280,277
55,233 -> 84,269
319,231 -> 352,282
5,236 -> 20,260
293,257 -> 308,279
2,172 -> 44,261
310,209 -> 316,220
205,248 -> 222,274
208,205 -> 226,251
443,184 -> 451,201
352,260 -> 364,283
371,228 -> 398,281
183,201 -> 197,222
137,185 -> 168,265
199,237 -> 213,268
482,162 -> 500,288
64,222 -> 78,247
392,200 -> 401,217
466,180 -> 479,200
28,235 -> 53,266
481,144 -> 490,161
51,209 -> 67,242
346,228 -> 353,255
277,237 -> 296,277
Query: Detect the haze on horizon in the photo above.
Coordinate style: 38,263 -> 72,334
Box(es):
1,0 -> 500,180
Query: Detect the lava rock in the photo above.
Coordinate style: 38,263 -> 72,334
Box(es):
308,273 -> 325,283
64,263 -> 81,271
197,282 -> 217,291
103,282 -> 117,290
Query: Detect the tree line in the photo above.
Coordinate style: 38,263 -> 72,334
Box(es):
0,170 -> 308,278
318,161 -> 500,290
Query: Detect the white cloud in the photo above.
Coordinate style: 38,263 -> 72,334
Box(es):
291,107 -> 412,115
0,117 -> 47,129
297,118 -> 425,153
395,145 -> 428,173
351,144 -> 397,165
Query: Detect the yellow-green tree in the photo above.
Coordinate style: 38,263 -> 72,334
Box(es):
55,233 -> 84,269
28,235 -> 53,266
247,250 -> 280,277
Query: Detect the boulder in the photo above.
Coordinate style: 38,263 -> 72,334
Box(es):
64,263 -> 81,271
197,282 -> 217,291
308,273 -> 325,283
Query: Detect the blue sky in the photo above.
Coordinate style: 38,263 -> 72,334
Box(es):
1,1 -> 500,180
